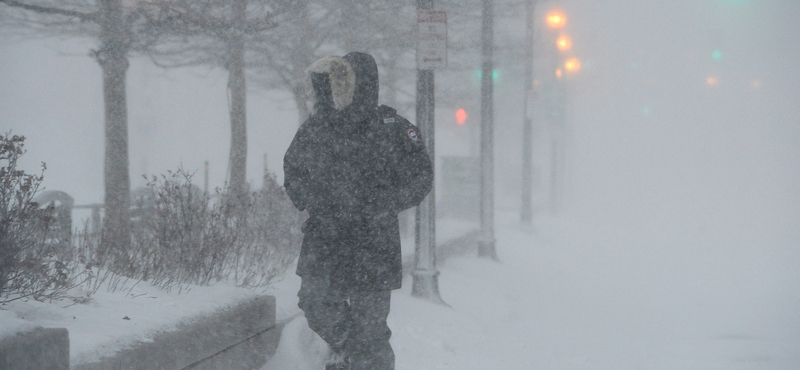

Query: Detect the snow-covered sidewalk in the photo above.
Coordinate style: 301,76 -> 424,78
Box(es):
3,209 -> 797,369
267,211 -> 800,369
0,281 -> 260,366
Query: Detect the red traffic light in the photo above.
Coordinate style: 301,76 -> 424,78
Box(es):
455,108 -> 468,125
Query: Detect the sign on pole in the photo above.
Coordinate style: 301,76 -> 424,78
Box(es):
417,10 -> 447,70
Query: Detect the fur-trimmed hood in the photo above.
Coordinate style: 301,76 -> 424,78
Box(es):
305,56 -> 355,112
305,53 -> 379,115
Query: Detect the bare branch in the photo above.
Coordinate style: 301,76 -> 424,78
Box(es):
0,0 -> 98,23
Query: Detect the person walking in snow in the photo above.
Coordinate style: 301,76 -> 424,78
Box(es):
283,52 -> 433,370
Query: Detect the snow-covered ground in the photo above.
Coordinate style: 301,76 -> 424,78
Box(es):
0,281 -> 260,366
266,210 -> 800,370
3,209 -> 798,369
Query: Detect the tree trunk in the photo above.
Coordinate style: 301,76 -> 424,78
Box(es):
99,0 -> 131,258
227,0 -> 248,197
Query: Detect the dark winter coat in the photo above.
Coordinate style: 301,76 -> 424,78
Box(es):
283,52 -> 433,291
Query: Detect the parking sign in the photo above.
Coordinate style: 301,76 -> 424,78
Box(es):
417,10 -> 447,70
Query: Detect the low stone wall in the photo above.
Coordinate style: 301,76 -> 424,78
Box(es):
0,295 -> 280,370
75,295 -> 279,370
0,327 -> 70,370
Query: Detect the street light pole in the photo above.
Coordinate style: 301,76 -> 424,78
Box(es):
521,0 -> 537,225
479,0 -> 497,259
413,0 -> 445,304
544,9 -> 568,214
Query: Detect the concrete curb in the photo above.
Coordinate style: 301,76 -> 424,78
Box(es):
0,327 -> 70,370
74,295 -> 279,370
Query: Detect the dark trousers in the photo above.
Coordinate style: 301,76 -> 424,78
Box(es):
297,275 -> 394,370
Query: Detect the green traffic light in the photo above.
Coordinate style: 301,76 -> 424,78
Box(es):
476,70 -> 500,82
712,50 -> 723,60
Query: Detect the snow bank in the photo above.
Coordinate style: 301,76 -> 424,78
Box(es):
0,309 -> 39,340
1,279 -> 259,366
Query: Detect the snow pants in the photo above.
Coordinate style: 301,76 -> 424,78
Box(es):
297,275 -> 394,370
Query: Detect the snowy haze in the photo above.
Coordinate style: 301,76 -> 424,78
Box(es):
1,0 -> 799,367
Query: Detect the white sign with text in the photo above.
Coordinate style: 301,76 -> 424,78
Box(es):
417,10 -> 447,70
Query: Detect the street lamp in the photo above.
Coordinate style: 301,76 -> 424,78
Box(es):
478,0 -> 497,259
556,34 -> 572,52
546,10 -> 566,29
546,9 -> 569,214
564,57 -> 581,73
520,0 -> 537,226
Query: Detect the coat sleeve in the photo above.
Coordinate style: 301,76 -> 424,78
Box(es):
384,116 -> 433,212
283,121 -> 316,212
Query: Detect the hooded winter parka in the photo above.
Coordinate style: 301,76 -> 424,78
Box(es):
284,52 -> 433,292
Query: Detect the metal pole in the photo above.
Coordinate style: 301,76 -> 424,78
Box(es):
412,0 -> 445,304
550,137 -> 559,213
521,0 -> 536,224
479,0 -> 497,259
550,40 -> 565,214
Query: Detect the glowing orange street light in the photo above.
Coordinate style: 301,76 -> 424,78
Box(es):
564,57 -> 581,73
555,68 -> 563,78
556,35 -> 572,52
546,10 -> 567,29
455,108 -> 468,125
706,77 -> 718,86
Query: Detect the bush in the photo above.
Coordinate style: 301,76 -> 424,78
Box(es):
0,133 -> 88,303
82,167 -> 303,292
1,132 -> 301,302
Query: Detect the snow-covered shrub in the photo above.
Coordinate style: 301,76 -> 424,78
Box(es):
82,167 -> 302,292
0,133 -> 89,303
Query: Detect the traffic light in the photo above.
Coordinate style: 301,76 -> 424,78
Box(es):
455,108 -> 467,126
475,69 -> 500,82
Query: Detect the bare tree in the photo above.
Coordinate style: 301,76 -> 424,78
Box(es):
146,0 -> 292,197
0,0 -> 171,257
249,0 -> 418,124
248,0 -> 340,124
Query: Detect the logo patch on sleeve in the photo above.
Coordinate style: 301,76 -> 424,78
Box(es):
407,128 -> 419,141
383,117 -> 396,124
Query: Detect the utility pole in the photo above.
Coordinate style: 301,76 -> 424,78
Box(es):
521,0 -> 537,225
413,0 -> 445,304
479,0 -> 497,259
